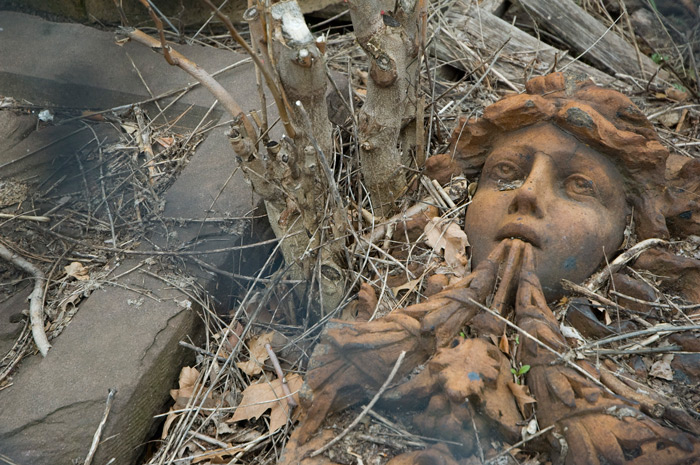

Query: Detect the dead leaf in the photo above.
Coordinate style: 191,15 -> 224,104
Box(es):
229,373 -> 303,433
156,136 -> 175,148
423,217 -> 469,272
224,321 -> 244,355
169,366 -> 215,410
121,122 -> 138,135
191,445 -> 241,464
666,86 -> 689,102
161,408 -> 178,439
508,381 -> 536,417
499,333 -> 510,355
560,323 -> 585,342
356,282 -> 377,321
236,332 -> 274,376
64,261 -> 89,281
170,366 -> 201,402
391,277 -> 422,296
649,360 -> 674,381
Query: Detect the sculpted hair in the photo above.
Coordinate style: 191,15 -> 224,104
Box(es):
449,72 -> 679,239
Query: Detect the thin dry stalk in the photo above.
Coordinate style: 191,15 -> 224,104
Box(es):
84,388 -> 117,465
123,28 -> 257,141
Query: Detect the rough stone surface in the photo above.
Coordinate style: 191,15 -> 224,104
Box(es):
0,11 -> 272,465
1,0 -> 343,27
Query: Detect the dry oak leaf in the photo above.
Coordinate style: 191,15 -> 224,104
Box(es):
649,359 -> 674,381
391,277 -> 422,297
229,373 -> 303,433
236,332 -> 274,376
508,381 -> 536,417
423,217 -> 469,270
170,366 -> 200,401
170,366 -> 213,410
64,261 -> 89,281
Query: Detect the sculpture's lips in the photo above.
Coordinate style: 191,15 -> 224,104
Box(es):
496,223 -> 541,248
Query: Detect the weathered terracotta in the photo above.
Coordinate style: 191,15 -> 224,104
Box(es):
279,73 -> 700,465
465,123 -> 628,299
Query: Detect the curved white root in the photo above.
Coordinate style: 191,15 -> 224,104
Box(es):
0,243 -> 50,356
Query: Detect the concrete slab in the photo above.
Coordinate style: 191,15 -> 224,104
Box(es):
0,11 -> 275,465
1,0 -> 343,28
0,11 -> 258,121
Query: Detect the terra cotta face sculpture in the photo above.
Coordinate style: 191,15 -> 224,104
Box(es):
279,73 -> 700,465
466,122 -> 628,299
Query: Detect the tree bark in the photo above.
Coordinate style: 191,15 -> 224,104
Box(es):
350,0 -> 426,217
432,1 -> 627,90
516,0 -> 668,80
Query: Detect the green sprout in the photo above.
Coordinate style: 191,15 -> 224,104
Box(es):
510,364 -> 531,384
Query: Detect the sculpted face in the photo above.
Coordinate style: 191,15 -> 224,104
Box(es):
465,123 -> 629,299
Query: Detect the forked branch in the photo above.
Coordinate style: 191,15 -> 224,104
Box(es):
199,0 -> 296,139
129,1 -> 258,142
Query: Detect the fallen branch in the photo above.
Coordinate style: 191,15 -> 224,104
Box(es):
562,278 -> 630,310
123,28 -> 257,141
309,350 -> 407,458
84,388 -> 117,465
0,243 -> 50,356
584,238 -> 667,291
199,0 -> 296,139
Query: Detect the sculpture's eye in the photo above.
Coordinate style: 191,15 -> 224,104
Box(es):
492,162 -> 522,182
565,175 -> 596,197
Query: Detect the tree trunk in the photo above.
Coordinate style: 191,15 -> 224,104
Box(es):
350,0 -> 426,217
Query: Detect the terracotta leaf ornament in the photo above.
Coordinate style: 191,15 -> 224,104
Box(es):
280,73 -> 700,464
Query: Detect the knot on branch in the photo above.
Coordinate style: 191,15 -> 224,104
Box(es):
370,53 -> 398,87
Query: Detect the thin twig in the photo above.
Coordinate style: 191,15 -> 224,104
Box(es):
264,343 -> 297,408
84,388 -> 117,465
467,298 -> 613,393
0,243 -> 50,356
578,324 -> 700,350
199,0 -> 296,139
485,425 -> 555,464
309,351 -> 407,458
0,213 -> 50,223
584,238 -> 666,291
562,279 -> 628,311
124,28 -> 257,140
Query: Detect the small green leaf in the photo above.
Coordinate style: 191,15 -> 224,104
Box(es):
651,53 -> 666,65
460,331 -> 466,338
510,368 -> 517,375
518,365 -> 531,376
515,335 -> 520,345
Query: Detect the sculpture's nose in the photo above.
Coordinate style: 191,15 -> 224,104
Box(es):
507,154 -> 549,219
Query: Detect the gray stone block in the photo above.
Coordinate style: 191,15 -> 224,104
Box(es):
0,11 -> 274,464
